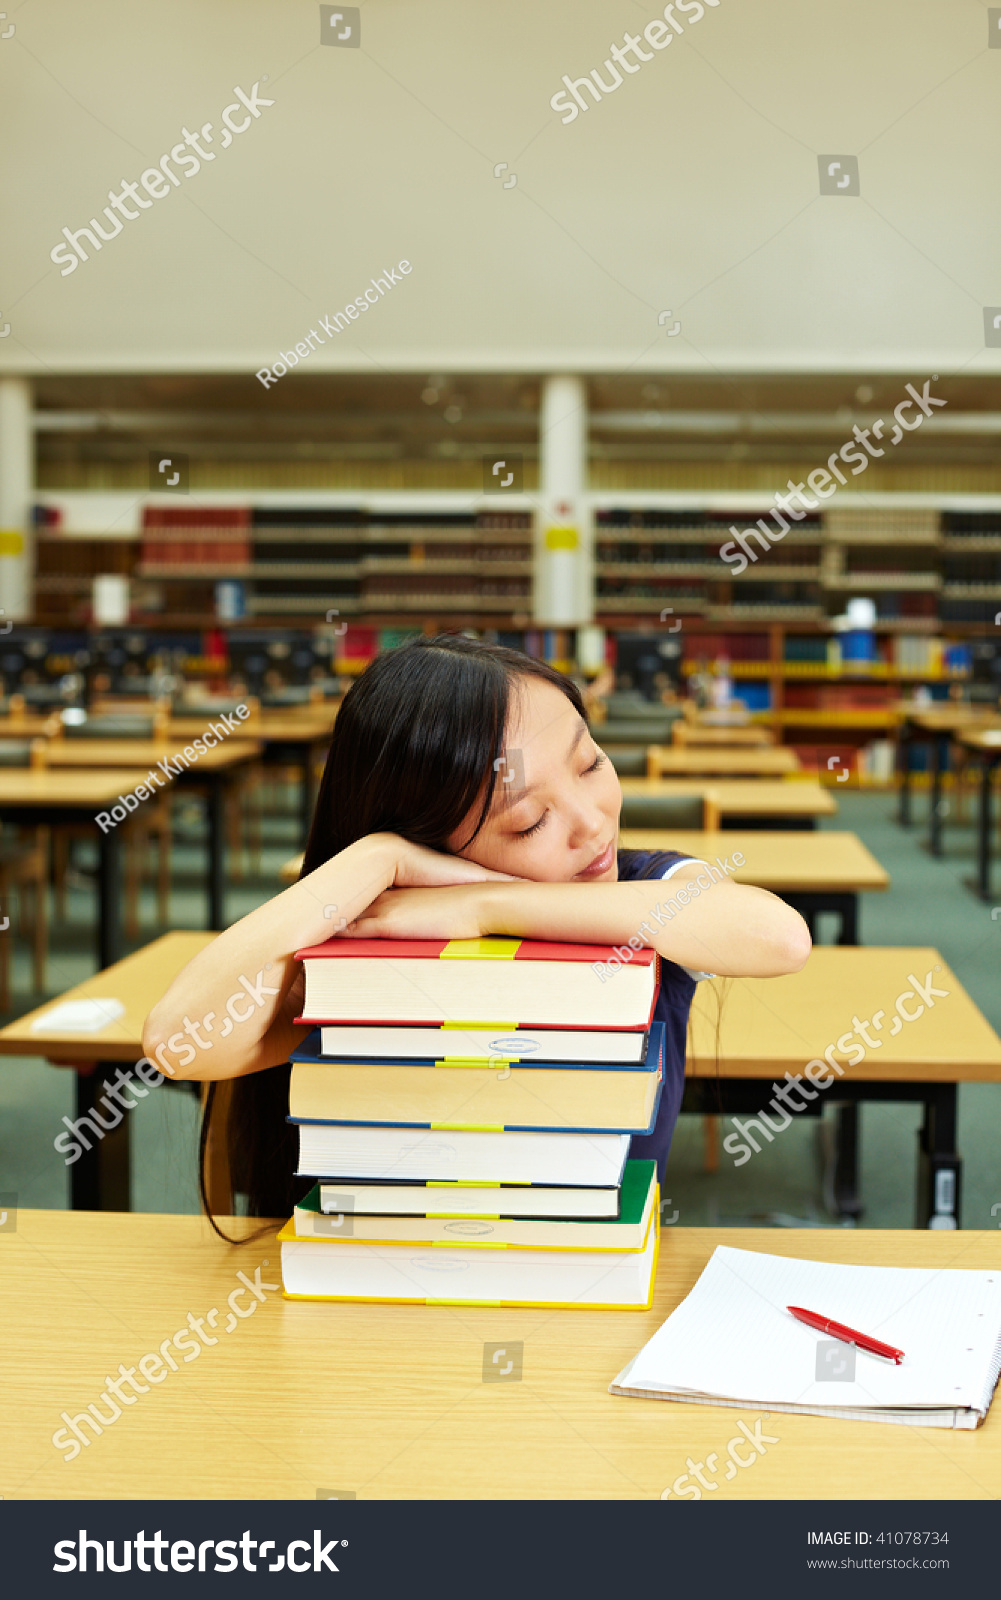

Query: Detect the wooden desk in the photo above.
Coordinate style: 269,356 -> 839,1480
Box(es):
687,947 -> 1001,1227
619,830 -> 888,944
646,746 -> 800,779
168,710 -> 334,846
619,778 -> 837,828
42,740 -> 262,929
0,712 -> 60,738
895,705 -> 996,838
0,932 -> 214,1209
3,1211 -> 999,1501
672,725 -> 774,747
955,727 -> 1001,900
0,769 -> 152,968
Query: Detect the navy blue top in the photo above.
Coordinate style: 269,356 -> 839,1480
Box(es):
617,846 -> 705,1185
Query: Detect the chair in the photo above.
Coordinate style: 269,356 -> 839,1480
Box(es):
619,791 -> 720,831
596,715 -> 680,778
0,740 -> 49,1009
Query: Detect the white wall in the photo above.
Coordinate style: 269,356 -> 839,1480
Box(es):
0,0 -> 998,374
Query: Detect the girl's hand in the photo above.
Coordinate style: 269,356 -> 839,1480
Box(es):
367,833 -> 517,892
343,882 -> 501,942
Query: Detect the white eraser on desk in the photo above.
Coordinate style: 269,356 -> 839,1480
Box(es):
30,998 -> 126,1033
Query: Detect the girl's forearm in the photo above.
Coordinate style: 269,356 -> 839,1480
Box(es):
142,835 -> 395,1078
483,872 -> 811,978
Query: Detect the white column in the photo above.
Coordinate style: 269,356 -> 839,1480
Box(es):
0,377 -> 33,621
535,374 -> 592,626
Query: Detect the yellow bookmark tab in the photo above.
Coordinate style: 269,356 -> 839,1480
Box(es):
430,1122 -> 505,1132
440,938 -> 521,960
441,1022 -> 517,1030
426,1179 -> 529,1187
441,1021 -> 517,1030
434,1058 -> 511,1070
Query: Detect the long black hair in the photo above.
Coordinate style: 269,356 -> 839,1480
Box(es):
200,634 -> 588,1229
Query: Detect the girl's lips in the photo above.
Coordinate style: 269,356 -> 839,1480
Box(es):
576,840 -> 614,879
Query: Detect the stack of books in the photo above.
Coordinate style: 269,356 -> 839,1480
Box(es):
278,935 -> 664,1309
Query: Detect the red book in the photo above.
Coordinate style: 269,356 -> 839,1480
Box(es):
293,935 -> 658,1030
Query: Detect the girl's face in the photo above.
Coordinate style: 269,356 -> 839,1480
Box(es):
446,677 -> 622,883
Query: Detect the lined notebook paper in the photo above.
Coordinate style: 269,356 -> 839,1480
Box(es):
610,1246 -> 1001,1429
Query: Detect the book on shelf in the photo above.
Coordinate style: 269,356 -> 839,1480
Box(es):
290,1159 -> 657,1248
288,1022 -> 665,1134
278,1200 -> 659,1309
294,935 -> 658,1030
141,506 -> 251,570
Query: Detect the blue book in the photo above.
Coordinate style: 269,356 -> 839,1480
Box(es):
288,1021 -> 665,1135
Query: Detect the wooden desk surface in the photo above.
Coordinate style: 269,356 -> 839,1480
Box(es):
3,1210 -> 998,1501
619,830 -> 889,893
0,931 -> 215,1062
0,714 -> 58,738
957,727 -> 1001,753
646,746 -> 800,777
42,738 -> 262,771
906,707 -> 998,733
0,769 -> 155,808
689,947 -> 1001,1084
620,778 -> 838,817
168,710 -> 334,743
674,727 -> 773,747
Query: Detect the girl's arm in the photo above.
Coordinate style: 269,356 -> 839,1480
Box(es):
141,833 -> 516,1081
345,867 -> 812,978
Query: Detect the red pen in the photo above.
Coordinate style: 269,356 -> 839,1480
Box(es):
787,1305 -> 905,1364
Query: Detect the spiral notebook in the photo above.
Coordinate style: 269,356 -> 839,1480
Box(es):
610,1246 -> 1001,1429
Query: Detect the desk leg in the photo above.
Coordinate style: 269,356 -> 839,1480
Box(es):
207,775 -> 226,930
916,1085 -> 961,1229
299,740 -> 317,849
976,758 -> 993,902
830,1102 -> 862,1220
97,825 -> 123,970
70,1062 -> 131,1211
834,892 -> 858,946
928,734 -> 946,857
897,726 -> 913,827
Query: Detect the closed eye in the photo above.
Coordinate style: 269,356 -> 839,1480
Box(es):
514,751 -> 605,838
